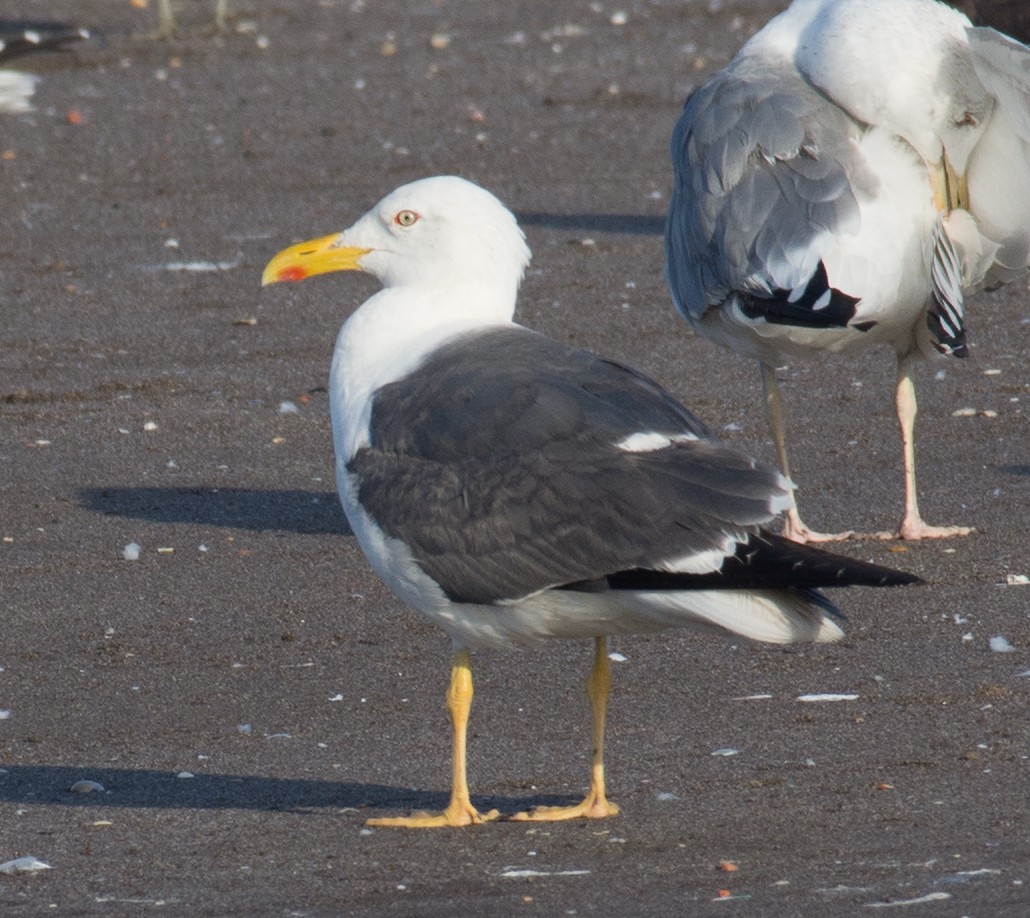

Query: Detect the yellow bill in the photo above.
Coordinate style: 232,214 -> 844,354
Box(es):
261,234 -> 371,286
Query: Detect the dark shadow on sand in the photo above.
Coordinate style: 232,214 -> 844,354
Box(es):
515,212 -> 664,235
999,465 -> 1030,477
0,765 -> 574,817
78,487 -> 351,536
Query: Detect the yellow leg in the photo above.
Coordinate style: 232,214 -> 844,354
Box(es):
761,362 -> 852,543
886,353 -> 972,541
512,636 -> 620,821
367,648 -> 499,828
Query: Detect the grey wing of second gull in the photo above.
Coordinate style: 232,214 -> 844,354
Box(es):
665,57 -> 874,325
966,26 -> 1030,284
348,327 -> 788,605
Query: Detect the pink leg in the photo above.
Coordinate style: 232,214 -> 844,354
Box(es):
887,353 -> 972,540
761,362 -> 853,543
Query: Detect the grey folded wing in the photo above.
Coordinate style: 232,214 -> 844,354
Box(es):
348,327 -> 788,605
665,59 -> 875,329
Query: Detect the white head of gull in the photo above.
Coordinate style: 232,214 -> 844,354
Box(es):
666,0 -> 1030,543
263,175 -> 919,828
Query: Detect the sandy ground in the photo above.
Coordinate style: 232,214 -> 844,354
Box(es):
1,1 -> 1028,914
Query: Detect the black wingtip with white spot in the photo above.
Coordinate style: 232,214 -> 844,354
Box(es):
928,217 -> 969,358
739,261 -> 865,331
0,20 -> 89,64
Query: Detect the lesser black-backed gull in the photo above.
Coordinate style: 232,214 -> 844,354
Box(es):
666,0 -> 1030,542
262,175 -> 920,828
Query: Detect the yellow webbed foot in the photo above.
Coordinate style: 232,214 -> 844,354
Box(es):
367,802 -> 500,828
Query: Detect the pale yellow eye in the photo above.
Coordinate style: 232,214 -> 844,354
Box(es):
395,210 -> 420,227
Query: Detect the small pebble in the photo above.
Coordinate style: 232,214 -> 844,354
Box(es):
69,780 -> 105,794
989,635 -> 1016,653
0,856 -> 51,874
797,693 -> 859,702
122,542 -> 141,561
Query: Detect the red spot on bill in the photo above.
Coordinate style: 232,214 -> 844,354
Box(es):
275,265 -> 308,282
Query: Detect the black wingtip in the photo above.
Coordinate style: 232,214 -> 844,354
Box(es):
604,531 -> 923,593
0,20 -> 90,63
744,532 -> 925,589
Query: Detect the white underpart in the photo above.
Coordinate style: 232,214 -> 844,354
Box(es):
421,582 -> 844,651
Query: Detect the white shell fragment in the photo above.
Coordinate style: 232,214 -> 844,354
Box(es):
1005,573 -> 1029,586
69,780 -> 105,794
122,542 -> 141,561
989,635 -> 1016,653
278,400 -> 299,414
866,891 -> 952,908
500,867 -> 591,878
0,856 -> 52,874
797,693 -> 859,702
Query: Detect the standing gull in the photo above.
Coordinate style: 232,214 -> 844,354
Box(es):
262,176 -> 919,828
666,0 -> 1030,542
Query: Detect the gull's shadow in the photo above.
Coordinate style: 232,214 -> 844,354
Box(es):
78,487 -> 351,536
0,765 -> 574,817
515,212 -> 664,236
999,465 -> 1030,477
